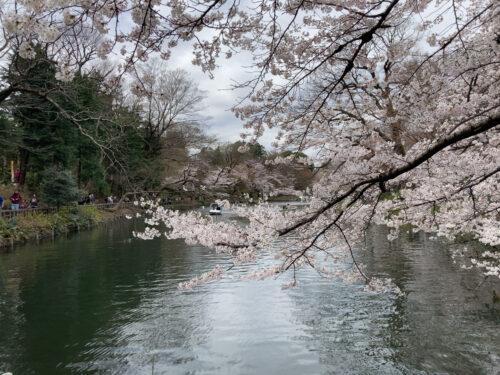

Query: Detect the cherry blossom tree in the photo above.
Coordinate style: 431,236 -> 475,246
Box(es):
1,0 -> 498,289
161,142 -> 307,199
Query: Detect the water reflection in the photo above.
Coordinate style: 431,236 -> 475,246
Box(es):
287,226 -> 500,374
0,219 -> 499,374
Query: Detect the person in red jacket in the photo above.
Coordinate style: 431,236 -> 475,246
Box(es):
10,190 -> 21,210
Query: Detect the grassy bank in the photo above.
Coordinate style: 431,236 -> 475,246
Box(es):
0,205 -> 105,247
0,202 -> 204,248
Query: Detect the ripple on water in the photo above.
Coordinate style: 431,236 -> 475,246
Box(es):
0,220 -> 499,375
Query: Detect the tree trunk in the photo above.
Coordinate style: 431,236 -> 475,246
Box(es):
77,154 -> 82,188
18,148 -> 30,186
384,88 -> 405,156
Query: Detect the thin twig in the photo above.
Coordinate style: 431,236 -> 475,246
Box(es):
334,223 -> 369,282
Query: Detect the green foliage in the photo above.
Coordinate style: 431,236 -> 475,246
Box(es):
280,150 -> 307,158
77,205 -> 102,223
0,206 -> 104,246
40,167 -> 84,207
381,192 -> 395,200
209,146 -> 224,165
1,47 -> 164,198
0,114 -> 20,184
430,205 -> 441,215
387,208 -> 402,218
0,216 -> 7,232
250,143 -> 265,158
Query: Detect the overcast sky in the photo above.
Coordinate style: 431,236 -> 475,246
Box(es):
165,42 -> 279,151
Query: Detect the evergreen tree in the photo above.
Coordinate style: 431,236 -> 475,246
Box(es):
2,47 -> 163,195
40,167 -> 83,207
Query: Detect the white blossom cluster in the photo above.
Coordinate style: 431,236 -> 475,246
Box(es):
452,246 -> 500,279
178,265 -> 225,289
133,0 -> 498,289
132,198 -> 401,292
364,278 -> 403,295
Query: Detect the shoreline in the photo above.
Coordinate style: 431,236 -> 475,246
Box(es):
0,206 -> 132,249
0,202 -> 202,249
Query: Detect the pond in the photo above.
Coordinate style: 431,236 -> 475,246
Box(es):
0,210 -> 499,374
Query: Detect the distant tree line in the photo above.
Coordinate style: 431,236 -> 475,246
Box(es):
0,48 -> 311,202
163,140 -> 313,200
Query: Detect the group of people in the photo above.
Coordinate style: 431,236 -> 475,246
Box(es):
78,193 -> 96,205
0,190 -> 39,211
105,196 -> 119,204
1,190 -> 131,210
78,194 -> 123,205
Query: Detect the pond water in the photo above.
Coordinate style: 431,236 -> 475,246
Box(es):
0,210 -> 499,374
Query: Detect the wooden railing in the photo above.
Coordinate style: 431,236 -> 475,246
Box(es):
0,202 -> 134,219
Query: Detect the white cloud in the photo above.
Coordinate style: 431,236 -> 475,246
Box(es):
165,41 -> 281,149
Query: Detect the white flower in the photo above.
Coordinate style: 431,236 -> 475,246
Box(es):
237,144 -> 250,153
97,40 -> 113,59
3,14 -> 19,34
281,280 -> 299,290
19,41 -> 36,59
55,63 -> 75,82
38,25 -> 60,43
63,9 -> 76,25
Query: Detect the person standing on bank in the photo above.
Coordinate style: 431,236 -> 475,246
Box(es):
30,194 -> 39,208
10,190 -> 21,210
0,194 -> 4,210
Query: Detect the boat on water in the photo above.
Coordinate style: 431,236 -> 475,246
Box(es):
209,203 -> 222,215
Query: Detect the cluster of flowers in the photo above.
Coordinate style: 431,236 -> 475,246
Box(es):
130,197 -> 404,294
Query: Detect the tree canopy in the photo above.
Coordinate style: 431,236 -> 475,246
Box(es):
0,47 -> 165,195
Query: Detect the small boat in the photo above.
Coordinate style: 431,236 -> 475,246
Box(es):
209,203 -> 222,215
281,203 -> 296,211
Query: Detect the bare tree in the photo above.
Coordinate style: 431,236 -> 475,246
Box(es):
129,59 -> 206,157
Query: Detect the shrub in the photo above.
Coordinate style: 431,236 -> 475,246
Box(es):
77,205 -> 102,224
1,204 -> 105,246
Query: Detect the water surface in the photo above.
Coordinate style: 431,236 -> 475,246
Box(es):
0,213 -> 499,374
